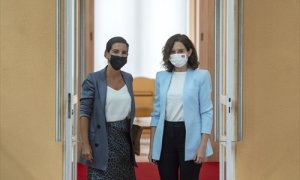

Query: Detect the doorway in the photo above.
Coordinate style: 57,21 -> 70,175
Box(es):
61,0 -> 243,179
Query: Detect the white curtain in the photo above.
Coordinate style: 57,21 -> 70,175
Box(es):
94,0 -> 188,78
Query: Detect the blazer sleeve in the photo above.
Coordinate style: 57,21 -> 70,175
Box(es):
80,73 -> 95,119
199,71 -> 213,134
150,72 -> 161,127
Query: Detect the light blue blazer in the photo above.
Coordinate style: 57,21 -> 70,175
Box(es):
80,67 -> 136,170
150,68 -> 213,161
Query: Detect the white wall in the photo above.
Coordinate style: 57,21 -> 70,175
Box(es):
94,0 -> 188,78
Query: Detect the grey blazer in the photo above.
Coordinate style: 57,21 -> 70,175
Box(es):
79,67 -> 136,170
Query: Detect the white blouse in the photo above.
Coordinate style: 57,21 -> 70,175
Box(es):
105,85 -> 131,122
166,72 -> 186,122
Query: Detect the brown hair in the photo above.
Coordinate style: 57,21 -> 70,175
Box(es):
162,34 -> 199,72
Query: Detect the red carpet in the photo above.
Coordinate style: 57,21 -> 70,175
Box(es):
78,162 -> 219,180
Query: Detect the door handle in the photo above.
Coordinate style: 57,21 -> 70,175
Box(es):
67,93 -> 72,118
227,97 -> 232,114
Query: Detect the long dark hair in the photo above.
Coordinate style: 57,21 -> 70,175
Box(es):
162,34 -> 199,72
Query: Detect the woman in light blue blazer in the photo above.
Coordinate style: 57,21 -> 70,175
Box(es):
80,37 -> 136,180
149,34 -> 213,180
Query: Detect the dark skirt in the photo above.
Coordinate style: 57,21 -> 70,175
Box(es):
88,118 -> 136,180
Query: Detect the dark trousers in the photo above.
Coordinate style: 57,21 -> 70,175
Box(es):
157,121 -> 202,180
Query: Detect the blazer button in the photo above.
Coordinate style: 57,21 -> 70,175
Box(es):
97,124 -> 101,129
95,143 -> 98,147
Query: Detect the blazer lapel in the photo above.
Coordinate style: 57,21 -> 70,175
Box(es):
160,72 -> 172,115
121,71 -> 135,121
183,68 -> 193,96
98,68 -> 107,117
121,72 -> 133,96
182,68 -> 194,119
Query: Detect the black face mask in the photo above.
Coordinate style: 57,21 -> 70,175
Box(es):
109,55 -> 127,70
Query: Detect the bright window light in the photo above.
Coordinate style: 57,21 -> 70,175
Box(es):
94,0 -> 188,78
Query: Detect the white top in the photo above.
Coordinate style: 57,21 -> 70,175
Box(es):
166,72 -> 186,122
105,85 -> 131,122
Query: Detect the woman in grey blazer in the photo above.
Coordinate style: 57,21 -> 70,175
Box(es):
80,36 -> 136,180
149,34 -> 213,180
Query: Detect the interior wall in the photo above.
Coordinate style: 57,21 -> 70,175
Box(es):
189,0 -> 218,162
0,0 -> 63,179
199,0 -> 218,162
84,0 -> 94,75
236,0 -> 300,179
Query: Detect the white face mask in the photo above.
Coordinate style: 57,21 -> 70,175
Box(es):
169,53 -> 188,67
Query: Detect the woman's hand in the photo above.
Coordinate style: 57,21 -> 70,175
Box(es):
148,127 -> 157,164
193,145 -> 206,164
194,133 -> 210,164
81,142 -> 93,163
79,117 -> 93,163
148,152 -> 156,164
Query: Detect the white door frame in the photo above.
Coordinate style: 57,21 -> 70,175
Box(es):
64,0 -> 79,179
214,0 -> 243,179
